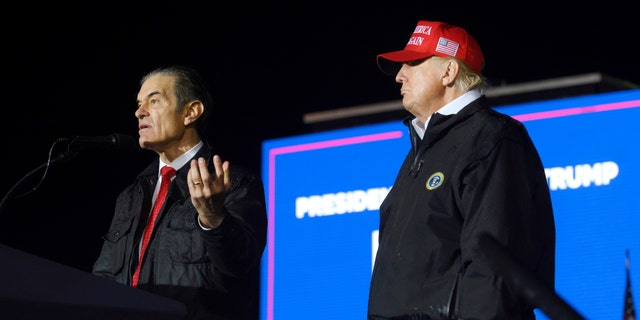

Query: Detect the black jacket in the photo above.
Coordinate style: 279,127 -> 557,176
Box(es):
92,143 -> 268,320
368,96 -> 556,319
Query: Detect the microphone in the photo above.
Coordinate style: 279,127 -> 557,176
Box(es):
69,133 -> 139,151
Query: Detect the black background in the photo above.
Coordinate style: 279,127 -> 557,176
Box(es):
2,2 -> 638,275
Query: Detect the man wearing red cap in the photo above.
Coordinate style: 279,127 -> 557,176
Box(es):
368,21 -> 556,319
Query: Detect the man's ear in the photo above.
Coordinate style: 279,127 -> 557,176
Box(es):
441,59 -> 460,87
184,100 -> 204,126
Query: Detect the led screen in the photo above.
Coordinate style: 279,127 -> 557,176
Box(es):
260,89 -> 640,320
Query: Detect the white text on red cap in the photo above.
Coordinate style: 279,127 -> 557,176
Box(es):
407,25 -> 432,46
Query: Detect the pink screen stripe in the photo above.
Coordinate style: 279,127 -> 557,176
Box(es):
512,99 -> 640,121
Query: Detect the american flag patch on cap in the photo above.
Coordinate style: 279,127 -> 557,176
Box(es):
435,38 -> 459,57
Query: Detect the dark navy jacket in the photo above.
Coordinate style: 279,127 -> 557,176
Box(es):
368,96 -> 555,319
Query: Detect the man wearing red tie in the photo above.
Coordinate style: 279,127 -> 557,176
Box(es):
92,65 -> 268,320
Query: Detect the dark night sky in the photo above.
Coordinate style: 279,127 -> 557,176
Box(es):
2,3 -> 638,272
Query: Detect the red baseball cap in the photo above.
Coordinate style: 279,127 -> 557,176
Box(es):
377,20 -> 485,75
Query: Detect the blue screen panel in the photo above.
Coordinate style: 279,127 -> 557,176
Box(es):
260,89 -> 640,320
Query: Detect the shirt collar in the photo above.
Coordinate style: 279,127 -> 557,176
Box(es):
159,140 -> 204,172
411,89 -> 483,139
438,89 -> 482,116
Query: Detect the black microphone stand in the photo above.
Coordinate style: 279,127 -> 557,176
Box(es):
478,233 -> 586,320
0,138 -> 76,216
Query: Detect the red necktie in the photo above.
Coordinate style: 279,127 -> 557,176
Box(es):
131,165 -> 176,287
